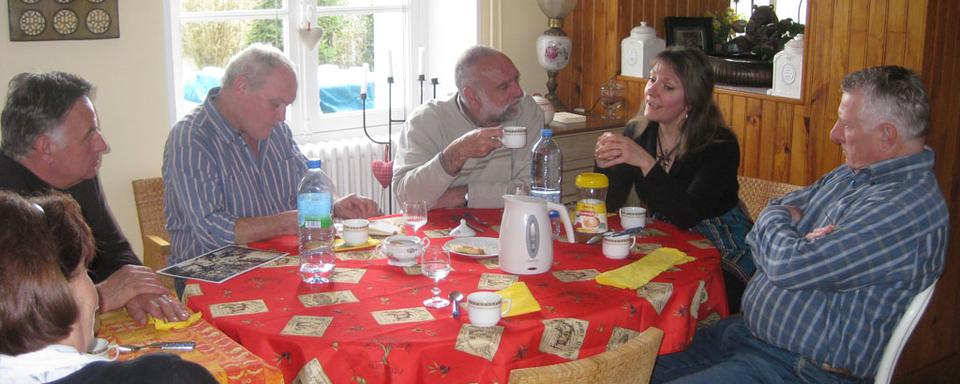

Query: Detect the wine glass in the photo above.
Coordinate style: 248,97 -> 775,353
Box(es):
599,80 -> 625,120
402,200 -> 428,235
421,248 -> 451,308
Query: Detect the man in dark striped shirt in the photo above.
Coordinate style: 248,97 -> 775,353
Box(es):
653,66 -> 948,383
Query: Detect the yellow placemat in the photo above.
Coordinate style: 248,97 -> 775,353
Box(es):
334,238 -> 381,252
595,247 -> 695,289
496,281 -> 541,317
147,311 -> 203,331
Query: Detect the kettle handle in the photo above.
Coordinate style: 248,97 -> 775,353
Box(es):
547,202 -> 576,243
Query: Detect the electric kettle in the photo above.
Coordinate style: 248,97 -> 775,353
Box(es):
499,195 -> 574,275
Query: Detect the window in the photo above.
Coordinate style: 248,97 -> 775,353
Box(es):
731,0 -> 806,25
167,0 -> 478,139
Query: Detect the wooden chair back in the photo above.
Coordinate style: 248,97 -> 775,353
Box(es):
131,177 -> 173,289
508,327 -> 664,384
737,176 -> 803,222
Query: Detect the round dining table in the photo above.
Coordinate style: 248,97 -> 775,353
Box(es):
183,208 -> 729,383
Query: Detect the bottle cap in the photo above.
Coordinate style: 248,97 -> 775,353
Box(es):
307,159 -> 322,169
575,172 -> 609,188
549,210 -> 560,219
542,128 -> 553,138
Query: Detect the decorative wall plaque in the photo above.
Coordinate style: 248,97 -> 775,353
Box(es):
8,0 -> 119,41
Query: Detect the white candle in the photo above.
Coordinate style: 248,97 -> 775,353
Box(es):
417,46 -> 425,77
360,63 -> 368,96
386,50 -> 394,78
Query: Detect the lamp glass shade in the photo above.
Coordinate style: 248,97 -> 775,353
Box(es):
537,0 -> 577,19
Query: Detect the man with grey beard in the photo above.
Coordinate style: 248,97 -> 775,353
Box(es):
393,46 -> 545,209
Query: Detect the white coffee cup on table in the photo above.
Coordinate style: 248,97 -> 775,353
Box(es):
602,234 -> 636,259
466,291 -> 512,327
619,206 -> 646,229
342,219 -> 370,246
500,126 -> 527,149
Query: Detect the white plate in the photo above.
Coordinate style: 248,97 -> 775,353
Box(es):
444,237 -> 499,258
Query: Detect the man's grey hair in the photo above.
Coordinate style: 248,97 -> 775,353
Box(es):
221,43 -> 295,90
841,65 -> 930,139
454,45 -> 506,91
1,72 -> 93,159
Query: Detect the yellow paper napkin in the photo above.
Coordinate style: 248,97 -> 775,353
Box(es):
595,247 -> 696,289
496,281 -> 541,317
333,238 -> 381,251
148,311 -> 203,331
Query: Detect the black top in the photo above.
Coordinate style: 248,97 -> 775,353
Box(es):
0,153 -> 141,283
597,121 -> 741,229
48,354 -> 218,384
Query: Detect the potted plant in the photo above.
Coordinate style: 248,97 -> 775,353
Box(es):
707,5 -> 804,87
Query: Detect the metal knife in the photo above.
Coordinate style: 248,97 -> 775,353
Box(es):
586,226 -> 646,245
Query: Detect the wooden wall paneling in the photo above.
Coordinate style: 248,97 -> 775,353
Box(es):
788,104 -> 810,185
905,0 -> 927,70
847,0 -> 869,71
730,96 -> 747,175
756,100 -> 776,179
815,0 -> 851,178
865,0 -> 888,67
743,98 -> 762,177
772,103 -> 793,181
884,0 -> 908,65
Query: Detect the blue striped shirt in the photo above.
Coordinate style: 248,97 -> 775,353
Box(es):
743,148 -> 947,378
163,88 -> 315,265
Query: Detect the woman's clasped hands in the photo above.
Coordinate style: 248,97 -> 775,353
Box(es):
594,132 -> 656,171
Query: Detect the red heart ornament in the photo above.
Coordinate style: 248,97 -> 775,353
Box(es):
371,160 -> 393,189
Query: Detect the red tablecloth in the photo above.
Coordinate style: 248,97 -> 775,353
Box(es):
185,208 -> 728,383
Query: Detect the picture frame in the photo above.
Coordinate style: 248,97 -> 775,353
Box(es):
664,17 -> 714,53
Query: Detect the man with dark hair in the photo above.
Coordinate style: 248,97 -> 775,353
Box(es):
653,66 -> 948,382
0,71 -> 189,325
392,45 -> 545,209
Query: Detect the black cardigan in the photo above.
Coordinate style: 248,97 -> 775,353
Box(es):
0,153 -> 141,283
598,122 -> 741,229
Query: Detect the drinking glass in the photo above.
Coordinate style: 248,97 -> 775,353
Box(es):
599,80 -> 625,120
421,248 -> 451,308
402,200 -> 428,235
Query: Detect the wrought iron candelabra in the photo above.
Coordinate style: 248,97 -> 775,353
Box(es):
360,75 -> 439,213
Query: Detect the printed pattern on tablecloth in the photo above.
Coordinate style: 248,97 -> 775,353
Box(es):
330,268 -> 366,283
553,269 -> 600,282
263,255 -> 298,268
423,228 -> 451,238
299,290 -> 359,307
478,273 -> 518,290
281,315 -> 334,337
539,318 -> 589,360
210,299 -> 268,318
633,243 -> 663,254
455,324 -> 504,361
690,280 -> 708,319
293,358 -> 333,384
637,282 -> 674,315
337,249 -> 381,260
607,326 -> 642,351
643,228 -> 668,237
478,257 -> 499,269
403,265 -> 422,275
371,307 -> 435,325
181,283 -> 202,304
688,239 -> 715,249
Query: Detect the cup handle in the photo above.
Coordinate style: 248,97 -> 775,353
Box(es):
501,298 -> 512,316
106,343 -> 120,361
421,237 -> 431,249
629,235 -> 637,249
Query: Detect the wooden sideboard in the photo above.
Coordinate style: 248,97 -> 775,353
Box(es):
551,117 -> 626,204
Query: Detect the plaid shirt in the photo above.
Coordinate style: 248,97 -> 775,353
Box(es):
744,148 -> 947,378
163,88 -> 322,265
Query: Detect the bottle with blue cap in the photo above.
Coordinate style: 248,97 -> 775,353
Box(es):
530,128 -> 562,203
297,159 -> 336,284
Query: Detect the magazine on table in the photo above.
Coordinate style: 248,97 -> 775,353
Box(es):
158,245 -> 287,283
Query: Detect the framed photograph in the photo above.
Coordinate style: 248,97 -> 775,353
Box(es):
664,17 -> 714,53
158,245 -> 287,283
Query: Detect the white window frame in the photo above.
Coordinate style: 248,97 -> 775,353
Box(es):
166,0 -> 479,141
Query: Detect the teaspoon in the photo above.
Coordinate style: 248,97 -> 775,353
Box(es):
449,290 -> 464,318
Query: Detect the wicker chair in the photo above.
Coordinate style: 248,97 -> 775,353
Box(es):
131,177 -> 173,290
508,327 -> 664,384
737,176 -> 803,222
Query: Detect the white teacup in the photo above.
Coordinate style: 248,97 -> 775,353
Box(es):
378,235 -> 430,267
342,219 -> 370,246
466,291 -> 512,327
500,126 -> 527,149
87,337 -> 119,360
602,234 -> 636,259
619,206 -> 647,229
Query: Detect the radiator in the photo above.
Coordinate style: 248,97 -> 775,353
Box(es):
300,138 -> 395,213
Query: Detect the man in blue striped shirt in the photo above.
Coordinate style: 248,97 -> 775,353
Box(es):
653,66 -> 948,383
163,44 -> 378,269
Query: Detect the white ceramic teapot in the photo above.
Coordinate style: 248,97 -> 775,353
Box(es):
499,195 -> 574,275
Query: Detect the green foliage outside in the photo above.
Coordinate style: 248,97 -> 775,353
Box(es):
180,0 -> 373,70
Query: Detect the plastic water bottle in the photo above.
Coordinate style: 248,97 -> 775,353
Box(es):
297,159 -> 336,284
530,128 -> 562,203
